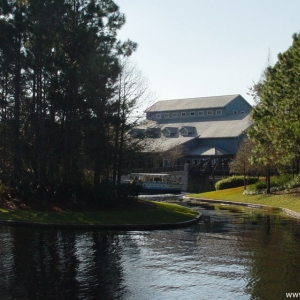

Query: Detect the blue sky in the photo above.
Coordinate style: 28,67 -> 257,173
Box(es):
116,0 -> 300,107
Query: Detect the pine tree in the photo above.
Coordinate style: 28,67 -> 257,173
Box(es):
248,33 -> 300,192
0,0 -> 139,204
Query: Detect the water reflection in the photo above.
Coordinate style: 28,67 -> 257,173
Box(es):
0,204 -> 300,299
0,229 -> 126,300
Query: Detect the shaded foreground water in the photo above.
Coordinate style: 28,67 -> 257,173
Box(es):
1,204 -> 300,300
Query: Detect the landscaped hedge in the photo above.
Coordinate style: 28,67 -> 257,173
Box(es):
215,176 -> 259,190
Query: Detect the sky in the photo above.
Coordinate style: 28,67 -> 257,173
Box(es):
116,0 -> 300,107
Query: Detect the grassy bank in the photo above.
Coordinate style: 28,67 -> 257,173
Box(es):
187,187 -> 300,213
0,201 -> 198,225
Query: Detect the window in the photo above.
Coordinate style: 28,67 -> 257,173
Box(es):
156,113 -> 161,118
190,111 -> 195,117
172,112 -> 178,117
240,111 -> 245,114
198,111 -> 204,116
164,113 -> 169,118
181,112 -> 186,117
216,110 -> 222,115
207,110 -> 213,115
233,110 -> 238,114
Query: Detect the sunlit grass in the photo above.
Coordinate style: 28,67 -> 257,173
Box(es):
0,201 -> 198,225
187,187 -> 300,213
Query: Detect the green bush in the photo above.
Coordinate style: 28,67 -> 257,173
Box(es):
280,174 -> 300,189
0,181 -> 11,202
215,176 -> 259,190
247,174 -> 295,192
272,174 -> 293,187
248,179 -> 266,191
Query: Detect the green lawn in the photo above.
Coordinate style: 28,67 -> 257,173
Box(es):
0,201 -> 198,225
187,187 -> 300,213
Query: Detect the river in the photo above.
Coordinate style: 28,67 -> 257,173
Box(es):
0,203 -> 300,300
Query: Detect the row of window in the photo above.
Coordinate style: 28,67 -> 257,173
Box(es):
151,109 -> 246,119
154,110 -> 223,119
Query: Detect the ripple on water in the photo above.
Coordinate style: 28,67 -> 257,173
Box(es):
0,206 -> 300,299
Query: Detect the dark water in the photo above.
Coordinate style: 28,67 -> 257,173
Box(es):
1,204 -> 300,300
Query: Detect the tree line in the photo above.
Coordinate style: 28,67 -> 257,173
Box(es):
0,0 -> 144,205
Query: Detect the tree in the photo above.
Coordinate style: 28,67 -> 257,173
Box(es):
110,59 -> 150,186
229,138 -> 259,190
247,49 -> 272,105
0,0 -> 138,205
163,144 -> 187,167
268,35 -> 300,172
248,33 -> 300,193
0,1 -> 28,186
247,82 -> 283,194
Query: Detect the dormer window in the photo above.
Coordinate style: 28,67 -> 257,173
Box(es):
216,110 -> 222,115
190,111 -> 195,117
172,112 -> 178,118
207,110 -> 213,115
156,113 -> 161,118
181,112 -> 186,117
162,127 -> 177,137
233,110 -> 238,114
130,128 -> 145,138
164,113 -> 169,118
146,127 -> 161,138
198,111 -> 204,116
180,126 -> 195,136
240,111 -> 245,114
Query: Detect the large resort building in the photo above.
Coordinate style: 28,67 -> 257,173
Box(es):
129,94 -> 252,191
131,94 -> 252,165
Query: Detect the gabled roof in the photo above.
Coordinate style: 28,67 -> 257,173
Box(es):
187,146 -> 229,156
146,94 -> 241,112
136,113 -> 251,139
130,128 -> 146,138
143,135 -> 198,152
180,126 -> 196,134
134,113 -> 252,152
162,127 -> 178,134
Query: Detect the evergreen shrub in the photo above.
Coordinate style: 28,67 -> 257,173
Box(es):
215,176 -> 259,190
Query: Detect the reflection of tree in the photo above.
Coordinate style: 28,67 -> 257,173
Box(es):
91,233 -> 125,299
3,229 -> 125,299
244,219 -> 300,299
0,228 -> 15,299
10,228 -> 79,299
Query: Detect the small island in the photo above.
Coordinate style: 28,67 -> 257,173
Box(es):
0,197 -> 200,229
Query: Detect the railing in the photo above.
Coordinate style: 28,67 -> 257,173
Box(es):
128,155 -> 235,176
189,155 -> 234,176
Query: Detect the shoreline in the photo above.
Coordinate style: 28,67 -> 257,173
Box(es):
183,196 -> 300,220
0,212 -> 202,231
0,199 -> 202,230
